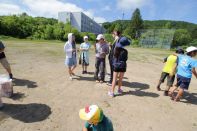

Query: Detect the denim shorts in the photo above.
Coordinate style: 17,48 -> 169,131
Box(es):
65,57 -> 77,67
176,74 -> 191,90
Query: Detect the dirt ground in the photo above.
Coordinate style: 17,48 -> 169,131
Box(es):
0,40 -> 197,131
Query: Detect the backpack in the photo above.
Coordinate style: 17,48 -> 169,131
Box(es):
112,48 -> 128,69
113,58 -> 126,69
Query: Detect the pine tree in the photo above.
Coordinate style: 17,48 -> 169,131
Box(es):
129,8 -> 144,39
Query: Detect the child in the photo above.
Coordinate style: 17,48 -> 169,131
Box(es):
156,48 -> 184,96
79,105 -> 113,131
94,34 -> 109,83
108,37 -> 130,97
169,46 -> 197,102
80,36 -> 91,74
64,33 -> 78,80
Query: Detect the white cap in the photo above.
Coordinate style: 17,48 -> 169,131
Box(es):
96,34 -> 105,40
84,36 -> 88,40
186,46 -> 197,53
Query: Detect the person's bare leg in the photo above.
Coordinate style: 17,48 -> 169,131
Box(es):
71,65 -> 76,75
118,72 -> 124,90
111,72 -> 118,93
156,81 -> 162,91
174,88 -> 184,101
5,67 -> 12,74
68,67 -> 72,77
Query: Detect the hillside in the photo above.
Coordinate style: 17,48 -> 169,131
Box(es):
103,20 -> 197,33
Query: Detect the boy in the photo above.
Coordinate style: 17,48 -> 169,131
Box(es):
156,48 -> 184,96
94,34 -> 109,83
0,41 -> 13,79
169,46 -> 197,102
79,105 -> 113,131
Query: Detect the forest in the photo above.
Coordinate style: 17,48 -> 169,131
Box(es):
0,9 -> 197,47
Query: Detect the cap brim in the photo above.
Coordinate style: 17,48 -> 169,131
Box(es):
79,109 -> 90,121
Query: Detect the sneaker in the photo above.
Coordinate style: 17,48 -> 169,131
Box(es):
96,80 -> 100,83
107,82 -> 112,86
117,88 -> 123,94
69,76 -> 73,80
164,91 -> 168,96
108,91 -> 114,97
100,81 -> 104,83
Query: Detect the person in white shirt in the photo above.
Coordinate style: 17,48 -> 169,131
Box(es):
64,33 -> 78,80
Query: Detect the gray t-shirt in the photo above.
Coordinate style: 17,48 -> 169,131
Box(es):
96,43 -> 109,58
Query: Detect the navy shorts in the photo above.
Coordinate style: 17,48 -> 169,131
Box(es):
176,75 -> 191,90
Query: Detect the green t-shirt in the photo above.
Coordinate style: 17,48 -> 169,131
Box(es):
85,115 -> 113,131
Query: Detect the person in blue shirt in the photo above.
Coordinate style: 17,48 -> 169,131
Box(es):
169,46 -> 197,102
80,36 -> 91,74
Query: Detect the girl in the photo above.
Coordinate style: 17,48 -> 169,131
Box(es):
80,36 -> 91,74
64,33 -> 78,80
108,37 -> 130,97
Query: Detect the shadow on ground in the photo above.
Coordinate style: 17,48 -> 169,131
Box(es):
12,78 -> 38,88
116,81 -> 159,98
74,75 -> 95,82
10,92 -> 26,100
181,92 -> 197,105
0,103 -> 51,123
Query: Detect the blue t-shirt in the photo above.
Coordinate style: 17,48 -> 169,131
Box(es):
177,55 -> 197,78
85,115 -> 113,131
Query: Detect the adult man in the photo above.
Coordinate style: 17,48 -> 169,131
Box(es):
94,34 -> 109,83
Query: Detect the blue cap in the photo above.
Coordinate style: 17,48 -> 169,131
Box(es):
116,37 -> 131,48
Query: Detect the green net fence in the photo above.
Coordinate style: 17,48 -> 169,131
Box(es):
139,29 -> 175,49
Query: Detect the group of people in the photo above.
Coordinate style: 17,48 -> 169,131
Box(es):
64,30 -> 131,98
157,46 -> 197,101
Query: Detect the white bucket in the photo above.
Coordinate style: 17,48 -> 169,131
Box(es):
0,74 -> 13,98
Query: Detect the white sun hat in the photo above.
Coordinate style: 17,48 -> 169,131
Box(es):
186,46 -> 197,53
84,36 -> 88,40
96,34 -> 105,40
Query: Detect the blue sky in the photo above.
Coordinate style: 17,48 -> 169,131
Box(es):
0,0 -> 197,23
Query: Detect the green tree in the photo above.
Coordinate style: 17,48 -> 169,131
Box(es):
114,23 -> 122,32
53,23 -> 64,40
165,22 -> 172,29
129,8 -> 144,39
44,25 -> 54,39
172,29 -> 192,47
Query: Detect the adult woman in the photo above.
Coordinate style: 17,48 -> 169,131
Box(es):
108,37 -> 130,97
64,33 -> 78,80
80,36 -> 91,74
107,30 -> 121,86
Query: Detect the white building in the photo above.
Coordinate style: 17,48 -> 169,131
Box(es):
58,12 -> 105,34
